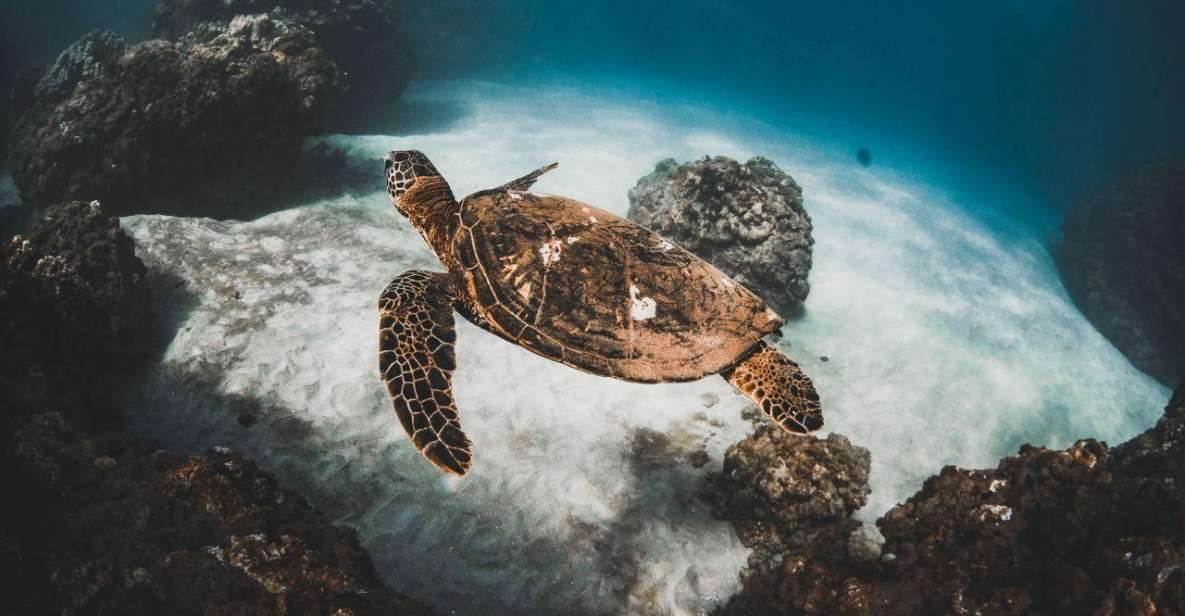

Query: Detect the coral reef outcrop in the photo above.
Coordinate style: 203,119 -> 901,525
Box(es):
7,22 -> 342,216
150,0 -> 414,128
628,156 -> 814,314
712,389 -> 1185,615
0,200 -> 148,431
7,414 -> 434,615
0,203 -> 433,614
1057,164 -> 1185,386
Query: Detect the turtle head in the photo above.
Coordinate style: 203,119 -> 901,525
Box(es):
385,150 -> 447,217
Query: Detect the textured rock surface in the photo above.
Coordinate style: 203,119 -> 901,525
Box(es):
8,20 -> 343,216
6,414 -> 433,615
1057,164 -> 1185,386
713,388 -> 1185,615
0,200 -> 148,430
0,204 -> 433,614
708,427 -> 871,531
845,525 -> 883,562
628,156 -> 814,313
705,425 -> 871,598
150,0 -> 414,129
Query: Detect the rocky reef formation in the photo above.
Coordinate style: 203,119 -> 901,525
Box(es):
8,23 -> 338,216
0,203 -> 432,614
628,156 -> 814,314
0,200 -> 148,431
1057,164 -> 1185,386
8,414 -> 433,615
706,425 -> 872,594
150,0 -> 414,128
710,389 -> 1185,615
7,0 -> 410,217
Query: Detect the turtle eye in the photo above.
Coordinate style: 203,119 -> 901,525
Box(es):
385,159 -> 394,171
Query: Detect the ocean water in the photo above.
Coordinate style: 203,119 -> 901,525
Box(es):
121,81 -> 1168,615
5,2 -> 1183,614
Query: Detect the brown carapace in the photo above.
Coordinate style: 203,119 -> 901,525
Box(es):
380,149 -> 824,475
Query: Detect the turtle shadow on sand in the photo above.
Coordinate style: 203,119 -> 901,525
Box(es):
558,422 -> 744,614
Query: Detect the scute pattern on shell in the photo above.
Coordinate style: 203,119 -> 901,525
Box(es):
452,190 -> 784,382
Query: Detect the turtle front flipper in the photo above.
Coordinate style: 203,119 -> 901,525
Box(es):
722,341 -> 824,434
379,270 -> 472,475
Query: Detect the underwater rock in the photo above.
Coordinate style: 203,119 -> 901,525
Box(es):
856,147 -> 872,167
5,412 -> 433,615
0,200 -> 148,431
846,525 -> 883,562
707,427 -> 871,529
1057,164 -> 1185,386
150,0 -> 413,130
8,19 -> 344,216
628,156 -> 814,313
705,426 -> 870,581
0,101 -> 8,168
713,386 -> 1185,616
0,204 -> 434,614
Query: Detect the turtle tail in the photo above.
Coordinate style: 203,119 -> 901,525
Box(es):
722,341 -> 823,433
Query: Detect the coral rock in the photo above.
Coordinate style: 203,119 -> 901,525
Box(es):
628,156 -> 814,313
846,525 -> 884,562
712,387 -> 1185,615
8,20 -> 343,216
0,200 -> 147,430
150,0 -> 414,129
1056,164 -> 1185,385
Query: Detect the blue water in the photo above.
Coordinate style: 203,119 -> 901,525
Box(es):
4,3 -> 1182,613
402,1 -> 1185,213
7,1 -> 1182,217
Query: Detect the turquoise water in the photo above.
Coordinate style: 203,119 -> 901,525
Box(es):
4,2 -> 1182,613
6,1 -> 1183,212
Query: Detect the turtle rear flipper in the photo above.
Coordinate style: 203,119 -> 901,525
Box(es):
722,341 -> 823,433
379,270 -> 472,475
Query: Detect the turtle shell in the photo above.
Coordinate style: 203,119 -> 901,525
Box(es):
452,190 -> 784,382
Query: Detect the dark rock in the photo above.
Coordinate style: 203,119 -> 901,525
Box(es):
0,204 -> 434,614
6,413 -> 433,615
8,19 -> 343,216
1056,164 -> 1185,386
150,0 -> 414,130
708,427 -> 871,530
0,200 -> 148,431
856,148 -> 872,167
705,426 -> 870,590
1,105 -> 8,167
712,388 -> 1185,616
628,156 -> 814,313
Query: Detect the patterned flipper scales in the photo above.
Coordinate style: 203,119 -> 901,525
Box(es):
378,270 -> 472,475
722,341 -> 824,433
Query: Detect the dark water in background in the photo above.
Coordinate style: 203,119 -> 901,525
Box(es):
402,1 -> 1185,215
3,0 -> 1185,220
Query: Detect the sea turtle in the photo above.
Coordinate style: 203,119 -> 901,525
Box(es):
379,150 -> 823,475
